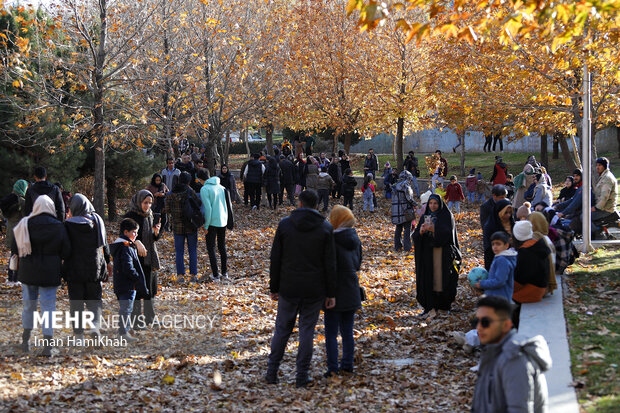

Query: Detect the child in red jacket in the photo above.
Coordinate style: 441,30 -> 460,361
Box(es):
445,175 -> 465,213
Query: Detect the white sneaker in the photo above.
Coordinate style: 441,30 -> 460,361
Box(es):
120,333 -> 138,343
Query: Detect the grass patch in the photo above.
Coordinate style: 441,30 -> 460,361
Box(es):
376,151 -> 619,187
564,246 -> 620,412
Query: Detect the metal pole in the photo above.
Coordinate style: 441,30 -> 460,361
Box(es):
581,64 -> 593,253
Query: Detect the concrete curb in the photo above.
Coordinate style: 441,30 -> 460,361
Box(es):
518,275 -> 580,413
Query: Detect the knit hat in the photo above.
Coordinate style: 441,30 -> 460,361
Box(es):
469,168 -> 475,175
329,205 -> 356,230
596,157 -> 609,169
385,162 -> 391,168
513,220 -> 534,241
516,202 -> 531,220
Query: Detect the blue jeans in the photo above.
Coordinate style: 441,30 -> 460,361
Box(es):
174,232 -> 198,276
448,201 -> 461,213
117,291 -> 136,334
477,193 -> 485,203
411,176 -> 420,197
324,310 -> 356,372
467,192 -> 476,203
22,284 -> 58,336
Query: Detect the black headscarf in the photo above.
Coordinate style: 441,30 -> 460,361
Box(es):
416,194 -> 458,247
150,173 -> 164,190
220,164 -> 231,178
67,193 -> 107,247
483,198 -> 514,249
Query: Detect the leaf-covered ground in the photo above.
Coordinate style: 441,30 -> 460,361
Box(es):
0,194 -> 485,412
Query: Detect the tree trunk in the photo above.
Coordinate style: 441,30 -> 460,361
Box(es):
92,0 -> 108,217
557,133 -> 578,171
223,130 -> 230,165
106,176 -> 117,221
552,134 -> 559,159
333,132 -> 338,155
541,134 -> 549,167
244,127 -> 250,156
266,123 -> 274,156
396,117 -> 404,171
344,132 -> 352,155
459,130 -> 466,177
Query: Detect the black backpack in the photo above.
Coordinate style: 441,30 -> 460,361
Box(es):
0,193 -> 19,216
183,189 -> 205,230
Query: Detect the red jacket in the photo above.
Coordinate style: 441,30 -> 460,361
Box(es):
491,164 -> 507,185
445,182 -> 465,202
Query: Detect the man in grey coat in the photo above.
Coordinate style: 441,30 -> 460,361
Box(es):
472,296 -> 551,413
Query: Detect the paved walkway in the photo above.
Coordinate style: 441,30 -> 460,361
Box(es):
518,275 -> 580,413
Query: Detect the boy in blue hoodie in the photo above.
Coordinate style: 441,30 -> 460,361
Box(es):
110,218 -> 149,342
474,231 -> 517,301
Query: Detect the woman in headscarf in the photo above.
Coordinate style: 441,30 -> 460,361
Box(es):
63,194 -> 110,341
123,190 -> 161,326
512,220 -> 550,305
218,164 -> 241,203
512,162 -> 536,210
482,199 -> 514,270
391,170 -> 417,252
412,194 -> 462,318
323,205 -> 362,377
4,179 -> 28,284
264,156 -> 281,209
528,212 -> 557,294
146,173 -> 169,232
305,156 -> 319,191
12,195 -> 71,355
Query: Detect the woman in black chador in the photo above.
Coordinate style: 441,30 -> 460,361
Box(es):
412,194 -> 462,317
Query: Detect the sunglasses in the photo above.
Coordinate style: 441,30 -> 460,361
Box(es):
470,317 -> 505,329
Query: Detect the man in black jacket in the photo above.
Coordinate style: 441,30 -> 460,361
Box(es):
243,153 -> 265,210
24,166 -> 65,221
266,190 -> 337,388
278,155 -> 296,206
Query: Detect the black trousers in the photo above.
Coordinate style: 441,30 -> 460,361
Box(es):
67,281 -> 102,333
331,183 -> 341,199
267,295 -> 323,381
343,195 -> 353,210
246,183 -> 262,209
243,182 -> 250,205
206,226 -> 227,277
132,264 -> 156,324
318,189 -> 330,211
483,247 -> 494,271
493,135 -> 503,151
279,184 -> 295,205
483,136 -> 492,152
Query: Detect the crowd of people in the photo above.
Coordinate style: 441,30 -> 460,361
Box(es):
0,145 -> 618,410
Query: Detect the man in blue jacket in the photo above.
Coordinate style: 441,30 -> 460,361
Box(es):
266,190 -> 337,388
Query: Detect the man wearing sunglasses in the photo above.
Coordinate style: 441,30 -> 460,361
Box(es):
471,296 -> 552,413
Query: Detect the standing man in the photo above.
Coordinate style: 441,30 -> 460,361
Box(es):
161,158 -> 181,191
492,132 -> 504,152
197,169 -> 229,282
243,153 -> 265,211
364,149 -> 379,179
24,166 -> 65,221
266,190 -> 337,388
303,133 -> 315,156
403,151 -> 420,197
480,185 -> 508,269
278,155 -> 296,206
471,296 -> 551,412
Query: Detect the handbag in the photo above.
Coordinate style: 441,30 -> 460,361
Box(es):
224,188 -> 235,230
183,189 -> 205,229
9,254 -> 18,271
